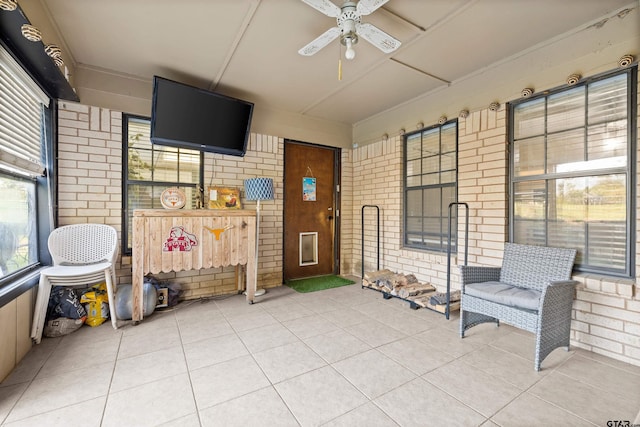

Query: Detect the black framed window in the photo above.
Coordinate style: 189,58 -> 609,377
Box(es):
122,114 -> 203,254
403,121 -> 458,252
0,45 -> 53,290
509,67 -> 636,277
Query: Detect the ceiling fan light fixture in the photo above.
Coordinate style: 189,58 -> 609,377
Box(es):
341,31 -> 358,60
345,38 -> 356,60
298,0 -> 401,59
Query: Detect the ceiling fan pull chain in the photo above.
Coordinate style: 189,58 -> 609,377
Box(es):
337,41 -> 342,81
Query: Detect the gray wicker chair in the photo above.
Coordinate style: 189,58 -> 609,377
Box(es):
459,243 -> 577,371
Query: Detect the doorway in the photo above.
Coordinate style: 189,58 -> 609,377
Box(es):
283,140 -> 340,281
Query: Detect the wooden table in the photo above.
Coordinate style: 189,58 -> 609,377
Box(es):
132,209 -> 257,323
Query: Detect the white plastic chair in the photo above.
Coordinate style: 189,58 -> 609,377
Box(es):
31,223 -> 119,343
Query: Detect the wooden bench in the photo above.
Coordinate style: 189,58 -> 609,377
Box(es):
459,243 -> 577,371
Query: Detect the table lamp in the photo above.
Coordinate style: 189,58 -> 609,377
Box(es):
244,177 -> 275,297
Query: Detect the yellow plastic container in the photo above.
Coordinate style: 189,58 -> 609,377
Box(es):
80,283 -> 110,327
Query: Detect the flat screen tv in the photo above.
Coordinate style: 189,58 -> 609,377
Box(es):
150,76 -> 254,157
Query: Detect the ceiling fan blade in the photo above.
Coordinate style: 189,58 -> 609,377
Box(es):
300,0 -> 341,18
356,22 -> 401,53
298,27 -> 341,56
356,0 -> 390,16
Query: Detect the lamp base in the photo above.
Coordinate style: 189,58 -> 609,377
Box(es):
243,288 -> 266,297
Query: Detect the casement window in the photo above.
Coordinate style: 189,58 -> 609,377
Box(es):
509,67 -> 636,277
404,122 -> 458,252
122,115 -> 203,254
0,45 -> 52,284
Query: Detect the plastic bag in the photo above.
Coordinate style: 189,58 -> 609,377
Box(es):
80,283 -> 110,327
47,287 -> 87,321
44,317 -> 84,337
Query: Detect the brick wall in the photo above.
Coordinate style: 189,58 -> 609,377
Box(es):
57,102 -> 283,299
458,109 -> 509,265
339,149 -> 354,275
345,136 -> 456,288
344,110 -> 509,290
57,102 -> 126,279
345,102 -> 640,367
58,95 -> 640,367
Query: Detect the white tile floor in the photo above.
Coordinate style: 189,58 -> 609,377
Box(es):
1,280 -> 639,426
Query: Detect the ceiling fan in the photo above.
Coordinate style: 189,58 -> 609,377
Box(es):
298,0 -> 401,60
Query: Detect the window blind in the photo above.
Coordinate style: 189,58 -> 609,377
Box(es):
0,45 -> 49,177
510,69 -> 633,276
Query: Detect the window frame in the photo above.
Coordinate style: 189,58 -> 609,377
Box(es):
508,66 -> 637,278
121,113 -> 204,256
403,120 -> 458,253
0,97 -> 54,306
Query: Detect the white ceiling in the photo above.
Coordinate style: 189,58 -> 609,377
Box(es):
31,0 -> 639,144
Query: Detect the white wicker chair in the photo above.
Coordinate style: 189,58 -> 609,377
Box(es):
459,243 -> 577,371
31,224 -> 119,343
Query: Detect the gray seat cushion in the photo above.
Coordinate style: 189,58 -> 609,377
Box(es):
465,281 -> 541,311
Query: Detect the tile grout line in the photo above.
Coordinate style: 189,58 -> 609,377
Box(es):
175,307 -> 206,427
213,293 -> 303,426
99,328 -> 125,427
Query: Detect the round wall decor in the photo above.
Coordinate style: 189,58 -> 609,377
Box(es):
160,187 -> 186,209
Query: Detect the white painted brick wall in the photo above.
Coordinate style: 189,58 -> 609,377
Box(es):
59,86 -> 640,367
57,102 -> 284,299
343,100 -> 639,368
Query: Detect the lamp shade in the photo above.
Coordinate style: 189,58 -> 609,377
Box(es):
244,178 -> 274,201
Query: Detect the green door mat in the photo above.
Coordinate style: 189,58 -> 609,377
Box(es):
286,275 -> 355,293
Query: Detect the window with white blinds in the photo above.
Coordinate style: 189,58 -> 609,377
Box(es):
0,45 -> 50,281
0,45 -> 49,177
510,67 -> 636,277
123,114 -> 202,253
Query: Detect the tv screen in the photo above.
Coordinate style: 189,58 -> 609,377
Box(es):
150,76 -> 254,157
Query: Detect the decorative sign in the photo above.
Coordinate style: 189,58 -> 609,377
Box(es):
160,187 -> 186,209
302,177 -> 316,201
204,224 -> 234,240
163,226 -> 198,252
208,187 -> 241,209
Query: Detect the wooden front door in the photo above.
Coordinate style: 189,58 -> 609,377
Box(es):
284,141 -> 339,280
